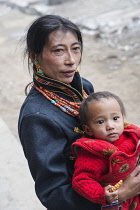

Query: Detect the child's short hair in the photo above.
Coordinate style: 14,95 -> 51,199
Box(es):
80,91 -> 126,125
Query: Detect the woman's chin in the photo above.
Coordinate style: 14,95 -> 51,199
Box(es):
59,77 -> 74,84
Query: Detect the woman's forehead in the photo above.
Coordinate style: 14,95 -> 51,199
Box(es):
47,30 -> 78,46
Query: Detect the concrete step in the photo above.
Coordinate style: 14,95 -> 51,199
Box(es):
0,117 -> 46,210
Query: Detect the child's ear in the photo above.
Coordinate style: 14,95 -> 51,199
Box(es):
83,125 -> 92,136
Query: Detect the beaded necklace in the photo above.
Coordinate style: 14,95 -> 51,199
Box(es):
34,74 -> 83,103
34,85 -> 84,117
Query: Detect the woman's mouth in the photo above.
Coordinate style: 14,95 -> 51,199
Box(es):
62,70 -> 75,77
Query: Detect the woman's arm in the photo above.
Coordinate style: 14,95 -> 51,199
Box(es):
19,113 -> 101,210
118,165 -> 140,203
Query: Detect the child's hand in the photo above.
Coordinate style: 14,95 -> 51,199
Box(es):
105,185 -> 118,204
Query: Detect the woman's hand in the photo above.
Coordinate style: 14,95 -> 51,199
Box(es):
105,185 -> 118,204
118,165 -> 140,203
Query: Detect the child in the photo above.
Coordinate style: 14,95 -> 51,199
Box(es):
72,91 -> 140,210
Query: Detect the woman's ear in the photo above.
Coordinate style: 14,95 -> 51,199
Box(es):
29,52 -> 36,63
83,124 -> 92,136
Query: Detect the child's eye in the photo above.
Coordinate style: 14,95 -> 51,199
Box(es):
98,120 -> 104,124
113,117 -> 119,120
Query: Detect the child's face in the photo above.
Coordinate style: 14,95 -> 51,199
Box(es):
83,98 -> 124,143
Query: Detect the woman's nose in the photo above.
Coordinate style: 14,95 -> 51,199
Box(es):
65,51 -> 75,65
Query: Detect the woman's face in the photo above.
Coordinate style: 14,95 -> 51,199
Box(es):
37,30 -> 82,84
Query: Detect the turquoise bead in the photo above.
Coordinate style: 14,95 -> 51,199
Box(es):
38,71 -> 43,74
51,100 -> 56,104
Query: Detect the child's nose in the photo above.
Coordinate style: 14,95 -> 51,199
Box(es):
106,121 -> 114,130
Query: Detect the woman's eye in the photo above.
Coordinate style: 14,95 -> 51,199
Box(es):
73,46 -> 81,52
98,120 -> 104,124
53,49 -> 64,54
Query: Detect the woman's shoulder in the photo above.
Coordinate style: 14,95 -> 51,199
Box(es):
18,86 -> 80,126
18,86 -> 54,124
20,87 -> 47,114
82,78 -> 94,94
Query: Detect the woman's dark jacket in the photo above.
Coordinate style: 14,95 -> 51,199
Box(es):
18,77 -> 101,210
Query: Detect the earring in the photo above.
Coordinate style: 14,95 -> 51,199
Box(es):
34,55 -> 44,76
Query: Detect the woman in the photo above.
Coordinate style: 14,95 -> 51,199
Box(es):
18,15 -> 140,210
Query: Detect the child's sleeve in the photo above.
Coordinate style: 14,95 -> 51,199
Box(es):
72,147 -> 107,205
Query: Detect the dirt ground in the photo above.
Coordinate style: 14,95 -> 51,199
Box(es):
82,30 -> 140,127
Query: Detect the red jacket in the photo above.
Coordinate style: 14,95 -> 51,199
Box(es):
72,123 -> 140,206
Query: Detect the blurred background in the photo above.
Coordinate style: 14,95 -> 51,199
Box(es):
0,0 -> 140,209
